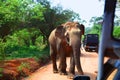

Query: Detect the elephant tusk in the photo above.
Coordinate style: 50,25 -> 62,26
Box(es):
67,37 -> 69,43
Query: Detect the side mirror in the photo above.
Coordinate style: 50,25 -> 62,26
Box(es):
73,75 -> 90,80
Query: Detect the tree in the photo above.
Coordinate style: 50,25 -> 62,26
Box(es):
35,0 -> 83,42
0,0 -> 45,39
88,16 -> 103,35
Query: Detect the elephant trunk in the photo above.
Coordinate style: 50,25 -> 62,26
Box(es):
70,35 -> 83,75
72,44 -> 83,74
72,40 -> 81,65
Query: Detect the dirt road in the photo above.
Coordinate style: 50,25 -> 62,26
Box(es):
25,51 -> 100,80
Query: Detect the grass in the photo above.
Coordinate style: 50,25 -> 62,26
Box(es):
4,45 -> 50,61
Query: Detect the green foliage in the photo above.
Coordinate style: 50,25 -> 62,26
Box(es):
85,24 -> 102,37
18,62 -> 30,71
17,62 -> 30,77
0,38 -> 7,60
85,27 -> 91,34
4,44 -> 49,60
90,24 -> 102,35
86,16 -> 103,38
0,68 -> 3,77
6,28 -> 41,46
1,28 -> 49,60
113,26 -> 120,39
0,0 -> 45,38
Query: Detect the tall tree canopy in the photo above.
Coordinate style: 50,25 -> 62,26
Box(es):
0,0 -> 83,43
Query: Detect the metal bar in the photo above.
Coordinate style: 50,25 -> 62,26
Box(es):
97,0 -> 116,80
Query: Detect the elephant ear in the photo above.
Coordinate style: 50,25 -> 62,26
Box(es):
55,25 -> 65,38
80,24 -> 85,35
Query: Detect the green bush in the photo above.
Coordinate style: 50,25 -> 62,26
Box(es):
17,62 -> 30,77
0,28 -> 49,61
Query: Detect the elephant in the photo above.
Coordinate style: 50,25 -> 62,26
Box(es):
48,21 -> 84,78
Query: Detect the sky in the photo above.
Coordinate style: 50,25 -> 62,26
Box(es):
50,0 -> 105,27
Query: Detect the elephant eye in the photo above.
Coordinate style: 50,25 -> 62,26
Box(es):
65,26 -> 72,31
65,26 -> 69,29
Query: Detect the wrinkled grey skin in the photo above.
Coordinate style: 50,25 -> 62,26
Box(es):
48,22 -> 84,78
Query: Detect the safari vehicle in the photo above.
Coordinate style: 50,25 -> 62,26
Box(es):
74,0 -> 120,80
83,34 -> 99,52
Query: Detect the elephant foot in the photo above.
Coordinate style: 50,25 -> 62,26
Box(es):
78,71 -> 84,75
53,69 -> 58,73
59,70 -> 67,75
67,73 -> 75,79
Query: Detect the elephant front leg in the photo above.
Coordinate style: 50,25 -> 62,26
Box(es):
50,46 -> 58,73
75,52 -> 84,75
68,54 -> 75,79
51,56 -> 58,73
52,56 -> 58,73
